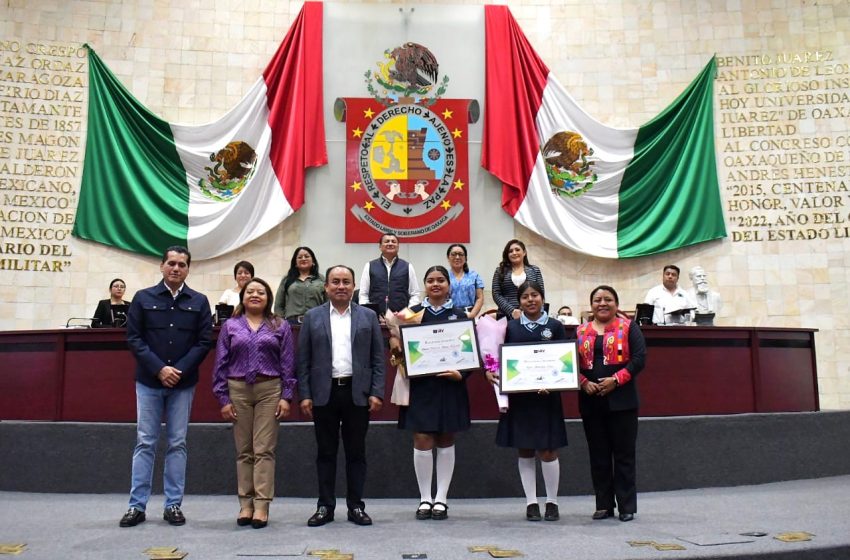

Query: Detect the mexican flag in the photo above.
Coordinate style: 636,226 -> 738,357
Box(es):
73,2 -> 325,260
481,5 -> 725,258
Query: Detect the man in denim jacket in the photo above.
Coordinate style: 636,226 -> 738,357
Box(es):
119,246 -> 213,528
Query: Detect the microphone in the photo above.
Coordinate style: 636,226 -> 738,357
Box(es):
65,317 -> 99,328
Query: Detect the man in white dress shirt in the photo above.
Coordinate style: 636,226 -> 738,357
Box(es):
644,265 -> 695,325
298,265 -> 385,527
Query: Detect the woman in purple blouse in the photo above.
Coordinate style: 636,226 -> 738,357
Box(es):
212,277 -> 296,529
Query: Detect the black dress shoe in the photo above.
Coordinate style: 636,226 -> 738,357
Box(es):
237,516 -> 252,527
526,503 -> 542,521
619,512 -> 635,522
544,502 -> 560,521
431,502 -> 448,521
251,518 -> 268,529
347,507 -> 372,526
119,507 -> 146,527
415,501 -> 432,520
163,505 -> 186,526
592,509 -> 614,520
307,506 -> 334,527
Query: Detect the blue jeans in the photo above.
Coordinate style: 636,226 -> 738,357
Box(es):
128,382 -> 195,511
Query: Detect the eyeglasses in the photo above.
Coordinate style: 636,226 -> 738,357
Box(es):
449,252 -> 465,257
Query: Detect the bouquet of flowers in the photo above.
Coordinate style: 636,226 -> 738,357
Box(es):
476,314 -> 509,412
384,307 -> 424,406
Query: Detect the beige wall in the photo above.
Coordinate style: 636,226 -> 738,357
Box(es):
1,0 -> 848,409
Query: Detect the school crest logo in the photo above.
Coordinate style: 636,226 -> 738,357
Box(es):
336,43 -> 476,242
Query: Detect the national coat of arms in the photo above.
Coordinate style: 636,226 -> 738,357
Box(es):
542,131 -> 597,198
365,42 -> 450,106
198,140 -> 258,202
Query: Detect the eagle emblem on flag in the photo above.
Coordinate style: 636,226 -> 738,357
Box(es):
542,131 -> 597,199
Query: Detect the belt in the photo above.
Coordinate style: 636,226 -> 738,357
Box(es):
286,315 -> 304,324
332,376 -> 352,386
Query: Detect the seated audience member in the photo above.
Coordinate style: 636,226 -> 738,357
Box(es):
556,305 -> 580,326
92,278 -> 131,328
274,247 -> 326,323
220,261 -> 255,307
687,266 -> 722,316
644,265 -> 694,325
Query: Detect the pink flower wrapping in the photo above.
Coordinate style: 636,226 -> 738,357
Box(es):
475,314 -> 509,411
476,314 -> 508,360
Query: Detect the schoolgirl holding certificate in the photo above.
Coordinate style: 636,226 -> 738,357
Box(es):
398,265 -> 471,521
485,281 -> 568,522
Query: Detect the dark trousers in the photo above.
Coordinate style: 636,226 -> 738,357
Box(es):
581,409 -> 638,514
312,382 -> 370,511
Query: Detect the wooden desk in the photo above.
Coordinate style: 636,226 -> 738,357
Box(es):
0,325 -> 818,422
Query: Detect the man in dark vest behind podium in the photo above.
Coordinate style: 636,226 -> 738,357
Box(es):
358,233 -> 420,316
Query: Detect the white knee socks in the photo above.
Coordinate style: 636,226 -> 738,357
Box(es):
413,448 -> 433,503
518,456 -> 537,505
541,458 -> 560,504
434,445 -> 455,505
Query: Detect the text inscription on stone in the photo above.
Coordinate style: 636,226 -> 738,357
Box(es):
0,39 -> 85,273
716,51 -> 850,243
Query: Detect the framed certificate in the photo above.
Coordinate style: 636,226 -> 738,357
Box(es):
499,341 -> 580,393
399,318 -> 482,377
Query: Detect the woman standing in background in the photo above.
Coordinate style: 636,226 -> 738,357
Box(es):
491,239 -> 544,320
274,247 -> 325,323
446,243 -> 484,319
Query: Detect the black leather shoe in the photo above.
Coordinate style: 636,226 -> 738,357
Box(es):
592,509 -> 614,520
415,501 -> 432,520
347,507 -> 372,526
526,503 -> 541,521
163,505 -> 186,526
251,518 -> 268,529
119,507 -> 146,527
431,502 -> 448,521
544,502 -> 559,521
619,512 -> 635,522
307,506 -> 334,527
